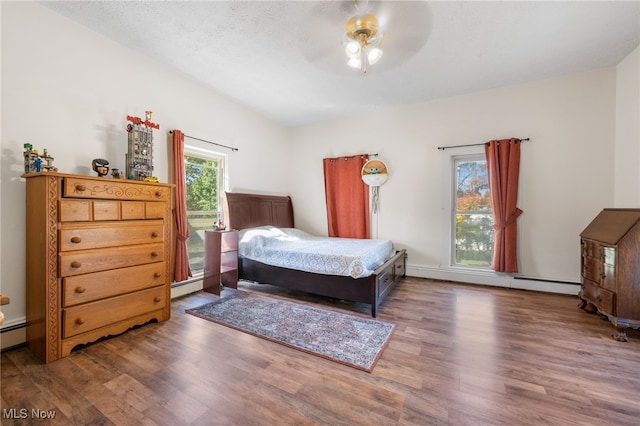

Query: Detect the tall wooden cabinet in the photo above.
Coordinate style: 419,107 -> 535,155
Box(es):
24,172 -> 173,363
579,208 -> 640,341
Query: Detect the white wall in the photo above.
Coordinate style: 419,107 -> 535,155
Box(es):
614,46 -> 640,207
0,1 -> 290,334
1,1 -> 638,342
289,68 -> 619,289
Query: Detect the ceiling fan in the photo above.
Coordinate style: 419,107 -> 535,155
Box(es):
298,0 -> 432,76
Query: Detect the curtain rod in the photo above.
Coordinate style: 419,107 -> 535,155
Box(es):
327,153 -> 378,160
169,130 -> 239,152
437,138 -> 530,151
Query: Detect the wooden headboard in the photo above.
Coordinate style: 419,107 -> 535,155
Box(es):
224,192 -> 294,231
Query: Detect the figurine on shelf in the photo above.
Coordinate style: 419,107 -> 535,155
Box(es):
213,219 -> 226,231
23,144 -> 38,173
40,149 -> 58,172
111,168 -> 121,179
23,144 -> 59,173
92,158 -> 110,177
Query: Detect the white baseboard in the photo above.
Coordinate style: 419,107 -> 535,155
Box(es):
171,279 -> 203,299
1,316 -> 27,351
406,265 -> 580,295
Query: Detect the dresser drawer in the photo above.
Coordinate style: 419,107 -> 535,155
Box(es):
582,256 -> 601,283
145,202 -> 165,219
59,200 -> 92,222
60,200 -> 168,222
63,262 -> 167,307
60,199 -> 121,222
63,177 -> 170,202
581,279 -> 616,315
377,268 -> 394,295
59,221 -> 163,252
63,286 -> 166,338
59,243 -> 164,277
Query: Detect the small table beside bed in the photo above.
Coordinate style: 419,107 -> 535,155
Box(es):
223,192 -> 406,317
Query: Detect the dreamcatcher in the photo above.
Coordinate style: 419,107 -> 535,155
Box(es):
361,157 -> 389,213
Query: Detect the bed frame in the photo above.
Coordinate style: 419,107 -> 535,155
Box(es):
224,191 -> 406,317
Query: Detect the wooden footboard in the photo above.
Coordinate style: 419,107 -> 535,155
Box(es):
239,249 -> 406,317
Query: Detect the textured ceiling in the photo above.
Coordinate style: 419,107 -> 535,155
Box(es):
39,1 -> 639,127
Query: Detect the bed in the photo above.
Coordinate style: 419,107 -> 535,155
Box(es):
223,191 -> 406,317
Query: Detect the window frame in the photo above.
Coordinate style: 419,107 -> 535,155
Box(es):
450,152 -> 494,269
183,143 -> 229,276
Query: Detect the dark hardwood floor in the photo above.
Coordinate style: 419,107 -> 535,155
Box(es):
2,277 -> 640,425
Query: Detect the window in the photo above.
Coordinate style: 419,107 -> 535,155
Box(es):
184,149 -> 225,275
453,155 -> 493,267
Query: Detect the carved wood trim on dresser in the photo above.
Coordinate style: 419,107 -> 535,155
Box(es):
24,172 -> 174,363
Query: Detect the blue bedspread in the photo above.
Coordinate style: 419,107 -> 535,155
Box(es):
238,226 -> 394,279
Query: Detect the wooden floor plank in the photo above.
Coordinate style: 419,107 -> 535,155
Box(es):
2,277 -> 640,425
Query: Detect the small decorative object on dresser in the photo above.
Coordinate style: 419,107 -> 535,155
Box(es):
23,172 -> 173,363
126,112 -> 159,181
203,230 -> 239,295
91,158 -> 110,177
579,208 -> 640,341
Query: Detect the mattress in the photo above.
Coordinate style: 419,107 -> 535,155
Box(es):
238,226 -> 394,279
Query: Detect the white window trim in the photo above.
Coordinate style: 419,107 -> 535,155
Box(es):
184,142 -> 230,206
440,145 -> 492,271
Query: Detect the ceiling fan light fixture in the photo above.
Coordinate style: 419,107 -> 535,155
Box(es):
345,40 -> 362,59
344,10 -> 383,74
347,57 -> 362,69
367,47 -> 383,65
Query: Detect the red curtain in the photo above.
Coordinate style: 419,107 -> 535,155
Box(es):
171,130 -> 192,282
485,138 -> 523,273
323,155 -> 370,238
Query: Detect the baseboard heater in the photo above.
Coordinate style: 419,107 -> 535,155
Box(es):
0,321 -> 26,334
513,276 -> 580,285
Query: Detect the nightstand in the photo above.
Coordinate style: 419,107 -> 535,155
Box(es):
203,230 -> 239,295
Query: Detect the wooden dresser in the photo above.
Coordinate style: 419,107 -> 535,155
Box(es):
24,172 -> 173,363
579,208 -> 640,341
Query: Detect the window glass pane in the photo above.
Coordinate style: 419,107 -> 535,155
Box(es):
454,157 -> 493,267
185,154 -> 221,274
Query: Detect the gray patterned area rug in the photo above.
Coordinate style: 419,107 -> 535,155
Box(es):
186,290 -> 395,372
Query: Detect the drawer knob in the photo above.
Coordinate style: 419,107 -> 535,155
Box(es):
155,191 -> 162,198
154,272 -> 162,278
151,232 -> 159,238
153,296 -> 162,303
151,251 -> 159,257
75,184 -> 86,191
74,286 -> 86,294
70,236 -> 82,244
75,318 -> 85,325
70,261 -> 82,268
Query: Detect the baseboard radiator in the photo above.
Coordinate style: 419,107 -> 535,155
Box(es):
406,265 -> 580,295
